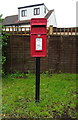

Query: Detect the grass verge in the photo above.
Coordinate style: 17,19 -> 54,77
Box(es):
2,73 -> 77,119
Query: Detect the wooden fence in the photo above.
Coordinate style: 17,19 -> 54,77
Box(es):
3,26 -> 78,35
3,27 -> 30,35
5,35 -> 78,73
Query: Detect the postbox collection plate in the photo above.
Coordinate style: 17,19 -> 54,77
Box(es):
36,38 -> 42,51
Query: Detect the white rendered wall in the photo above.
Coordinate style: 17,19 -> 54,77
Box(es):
47,11 -> 57,27
18,5 -> 47,21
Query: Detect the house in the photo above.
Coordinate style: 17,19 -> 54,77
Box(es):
3,3 -> 57,27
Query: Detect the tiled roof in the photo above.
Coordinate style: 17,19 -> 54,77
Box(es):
3,15 -> 30,26
3,15 -> 18,26
15,20 -> 30,24
45,10 -> 54,19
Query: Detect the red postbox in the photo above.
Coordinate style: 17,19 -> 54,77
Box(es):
30,18 -> 47,57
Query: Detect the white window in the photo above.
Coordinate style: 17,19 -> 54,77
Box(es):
34,8 -> 40,15
21,10 -> 27,17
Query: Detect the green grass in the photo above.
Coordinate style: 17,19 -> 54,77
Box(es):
2,73 -> 77,119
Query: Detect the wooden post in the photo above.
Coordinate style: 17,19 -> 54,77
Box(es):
56,27 -> 58,35
71,28 -> 72,35
67,28 -> 69,35
5,27 -> 6,32
64,28 -> 65,35
75,28 -> 77,35
21,27 -> 22,33
29,27 -> 30,35
12,27 -> 14,35
9,27 -> 10,32
17,27 -> 18,34
60,28 -> 61,35
25,28 -> 26,35
49,25 -> 53,35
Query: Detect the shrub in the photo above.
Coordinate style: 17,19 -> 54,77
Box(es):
0,14 -> 8,75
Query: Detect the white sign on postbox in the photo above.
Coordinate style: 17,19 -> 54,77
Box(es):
36,38 -> 42,50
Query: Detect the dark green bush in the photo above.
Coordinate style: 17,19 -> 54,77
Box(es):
0,14 -> 8,75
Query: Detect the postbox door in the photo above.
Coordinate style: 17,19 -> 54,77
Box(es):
30,34 -> 46,57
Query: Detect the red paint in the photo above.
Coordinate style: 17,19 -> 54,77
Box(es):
30,18 -> 47,57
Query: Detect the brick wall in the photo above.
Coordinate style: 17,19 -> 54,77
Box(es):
5,35 -> 78,73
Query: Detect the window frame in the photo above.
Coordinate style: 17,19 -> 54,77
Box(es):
34,8 -> 40,15
21,10 -> 27,17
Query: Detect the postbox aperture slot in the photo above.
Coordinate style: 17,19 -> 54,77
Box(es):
32,25 -> 46,27
31,25 -> 47,34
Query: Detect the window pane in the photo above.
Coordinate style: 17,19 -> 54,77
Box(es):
25,10 -> 27,16
34,8 -> 40,15
37,8 -> 40,15
34,9 -> 36,15
21,10 -> 27,17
